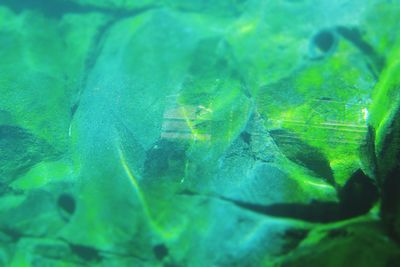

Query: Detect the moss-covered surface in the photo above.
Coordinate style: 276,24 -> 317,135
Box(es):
1,1 -> 400,266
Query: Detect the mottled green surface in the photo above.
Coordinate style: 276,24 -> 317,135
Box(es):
1,1 -> 400,266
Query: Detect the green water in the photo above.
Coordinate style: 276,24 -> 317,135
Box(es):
1,1 -> 400,266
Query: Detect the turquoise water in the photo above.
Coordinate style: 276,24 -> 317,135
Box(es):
1,1 -> 400,266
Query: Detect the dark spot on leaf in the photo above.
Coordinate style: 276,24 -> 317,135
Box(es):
308,29 -> 338,60
314,30 -> 336,53
69,243 -> 102,262
153,244 -> 169,261
58,194 -> 76,215
240,131 -> 251,144
70,102 -> 79,117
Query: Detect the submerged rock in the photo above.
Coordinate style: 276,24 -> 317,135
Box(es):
0,125 -> 60,184
0,0 -> 400,266
0,6 -> 107,152
143,139 -> 189,180
212,113 -> 338,211
276,218 -> 400,267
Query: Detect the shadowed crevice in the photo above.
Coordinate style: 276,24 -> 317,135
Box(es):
179,168 -> 378,223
